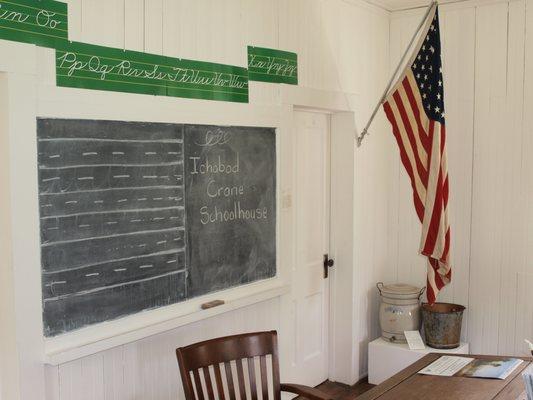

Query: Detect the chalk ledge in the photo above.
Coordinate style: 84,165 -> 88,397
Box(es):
44,279 -> 289,365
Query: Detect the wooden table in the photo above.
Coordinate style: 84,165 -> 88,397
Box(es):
357,354 -> 532,400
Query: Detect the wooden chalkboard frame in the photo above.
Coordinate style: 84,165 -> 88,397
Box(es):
30,97 -> 292,365
41,117 -> 287,362
37,119 -> 278,337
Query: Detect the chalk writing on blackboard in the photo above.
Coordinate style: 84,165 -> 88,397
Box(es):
184,125 -> 276,298
37,119 -> 276,336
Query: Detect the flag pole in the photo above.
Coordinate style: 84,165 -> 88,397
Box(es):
356,0 -> 437,147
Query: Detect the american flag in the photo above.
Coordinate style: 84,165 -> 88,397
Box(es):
383,6 -> 451,304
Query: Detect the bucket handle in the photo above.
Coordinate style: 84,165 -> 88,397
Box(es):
376,282 -> 384,295
376,282 -> 426,299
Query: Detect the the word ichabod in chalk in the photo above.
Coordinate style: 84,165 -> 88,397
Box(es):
189,154 -> 240,175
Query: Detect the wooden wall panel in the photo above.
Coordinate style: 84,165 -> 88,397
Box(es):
144,0 -> 163,54
495,0 -> 527,356
390,0 -> 533,357
81,0 -> 125,48
470,1 -> 511,355
352,5 -> 393,376
437,6 -> 475,338
41,1 -> 391,397
51,299 -> 280,400
124,0 -> 144,52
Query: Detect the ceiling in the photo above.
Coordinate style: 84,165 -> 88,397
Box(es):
364,0 -> 459,12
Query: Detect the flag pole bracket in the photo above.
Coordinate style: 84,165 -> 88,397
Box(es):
356,0 -> 437,147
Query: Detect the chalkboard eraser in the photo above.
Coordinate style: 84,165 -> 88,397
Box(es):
201,300 -> 225,310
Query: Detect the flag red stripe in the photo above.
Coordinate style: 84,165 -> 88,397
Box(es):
384,101 -> 426,222
433,263 -> 445,288
392,91 -> 429,185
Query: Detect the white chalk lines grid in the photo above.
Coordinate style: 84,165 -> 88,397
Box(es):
37,119 -> 187,335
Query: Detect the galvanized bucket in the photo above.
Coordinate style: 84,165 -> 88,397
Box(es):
422,303 -> 465,349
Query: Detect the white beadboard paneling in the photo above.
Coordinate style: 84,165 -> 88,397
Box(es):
523,0 -> 533,294
52,299 -> 280,400
437,5 -> 475,339
80,0 -> 125,47
469,1 -> 509,355
242,0 -> 279,49
515,273 -> 533,356
496,0 -> 527,356
44,365 -> 59,400
278,0 -> 313,89
144,0 -> 163,54
64,0 -> 82,42
161,0 -> 180,58
390,0 -> 533,358
352,5 -> 392,376
124,0 -> 144,51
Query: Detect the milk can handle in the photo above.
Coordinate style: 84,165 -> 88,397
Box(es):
376,282 -> 384,295
418,286 -> 426,299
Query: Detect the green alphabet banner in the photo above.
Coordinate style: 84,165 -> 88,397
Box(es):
0,0 -> 67,48
248,46 -> 298,85
0,1 -> 299,103
56,41 -> 249,103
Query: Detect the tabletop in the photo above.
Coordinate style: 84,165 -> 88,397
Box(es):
357,353 -> 532,400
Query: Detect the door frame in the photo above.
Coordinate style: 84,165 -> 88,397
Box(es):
281,85 -> 358,385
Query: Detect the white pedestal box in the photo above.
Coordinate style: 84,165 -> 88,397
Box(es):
368,337 -> 469,385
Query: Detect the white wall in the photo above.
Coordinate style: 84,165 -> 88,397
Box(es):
5,1 -> 531,397
388,0 -> 533,358
0,0 -> 392,399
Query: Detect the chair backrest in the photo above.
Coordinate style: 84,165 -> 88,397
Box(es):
176,331 -> 281,400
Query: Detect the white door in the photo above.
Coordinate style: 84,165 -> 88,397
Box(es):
292,110 -> 331,386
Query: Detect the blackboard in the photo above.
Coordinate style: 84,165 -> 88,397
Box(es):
37,119 -> 276,337
184,125 -> 276,296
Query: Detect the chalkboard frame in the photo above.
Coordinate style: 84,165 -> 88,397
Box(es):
35,114 -> 289,364
37,118 -> 281,338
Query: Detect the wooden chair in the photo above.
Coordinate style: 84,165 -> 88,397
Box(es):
176,331 -> 333,400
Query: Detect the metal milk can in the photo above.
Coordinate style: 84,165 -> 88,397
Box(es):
377,282 -> 425,343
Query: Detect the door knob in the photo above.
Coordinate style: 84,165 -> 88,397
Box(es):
323,254 -> 334,278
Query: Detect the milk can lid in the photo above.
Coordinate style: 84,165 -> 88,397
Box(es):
377,282 -> 422,296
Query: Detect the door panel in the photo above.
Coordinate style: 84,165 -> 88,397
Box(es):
292,110 -> 330,386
